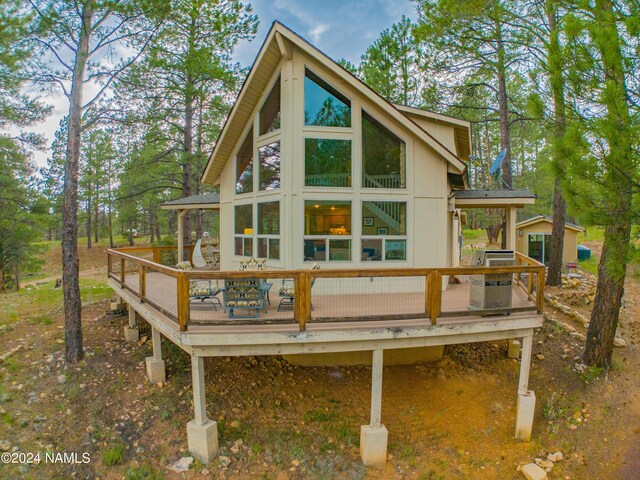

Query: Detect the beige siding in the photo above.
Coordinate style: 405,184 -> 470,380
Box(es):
515,220 -> 580,265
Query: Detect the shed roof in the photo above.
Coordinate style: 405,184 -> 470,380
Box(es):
201,21 -> 468,185
452,189 -> 536,208
160,194 -> 220,210
516,214 -> 585,232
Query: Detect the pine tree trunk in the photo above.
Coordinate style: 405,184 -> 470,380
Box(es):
583,0 -> 634,368
63,1 -> 93,364
546,1 -> 567,286
86,181 -> 92,249
94,185 -> 99,244
182,81 -> 194,248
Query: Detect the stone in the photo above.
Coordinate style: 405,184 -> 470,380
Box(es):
0,440 -> 11,451
168,456 -> 194,473
537,459 -> 554,469
0,394 -> 11,404
291,459 -> 300,467
187,420 -> 218,464
515,391 -> 536,441
614,338 -> 627,348
57,374 -> 67,384
547,452 -> 563,462
218,455 -> 231,467
360,425 -> 388,467
535,354 -> 545,361
521,463 -> 548,480
145,357 -> 166,384
230,420 -> 240,428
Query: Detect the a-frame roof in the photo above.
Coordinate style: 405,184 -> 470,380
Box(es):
201,21 -> 468,185
516,214 -> 585,232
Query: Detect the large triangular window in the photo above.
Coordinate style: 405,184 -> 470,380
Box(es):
304,69 -> 351,127
259,76 -> 281,135
362,110 -> 406,189
235,128 -> 253,194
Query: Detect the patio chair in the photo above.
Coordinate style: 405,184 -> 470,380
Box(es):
278,263 -> 321,311
176,261 -> 223,310
223,278 -> 264,318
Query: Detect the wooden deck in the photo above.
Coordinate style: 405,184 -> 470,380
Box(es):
119,271 -> 534,332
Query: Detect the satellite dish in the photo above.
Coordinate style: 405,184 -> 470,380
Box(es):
489,149 -> 507,175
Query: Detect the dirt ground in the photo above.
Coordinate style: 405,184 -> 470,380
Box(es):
1,243 -> 639,479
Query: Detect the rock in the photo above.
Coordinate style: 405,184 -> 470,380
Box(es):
218,455 -> 231,467
521,463 -> 548,480
230,420 -> 240,428
0,394 -> 11,404
57,374 -> 67,384
614,338 -> 627,348
168,456 -> 194,473
537,459 -> 554,469
547,451 -> 563,462
0,440 -> 11,451
536,354 -> 545,361
291,459 -> 300,467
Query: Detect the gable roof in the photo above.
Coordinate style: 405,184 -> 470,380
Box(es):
516,215 -> 585,232
201,21 -> 468,185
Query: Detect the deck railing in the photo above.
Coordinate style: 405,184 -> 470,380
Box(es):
107,246 -> 545,332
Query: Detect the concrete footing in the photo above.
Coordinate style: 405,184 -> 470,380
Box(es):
145,357 -> 166,384
124,326 -> 140,342
110,302 -> 126,313
360,425 -> 388,467
187,419 -> 218,464
508,339 -> 521,359
515,390 -> 536,441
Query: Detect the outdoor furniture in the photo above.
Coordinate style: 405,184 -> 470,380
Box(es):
192,239 -> 218,270
176,261 -> 223,310
278,263 -> 320,311
223,279 -> 264,318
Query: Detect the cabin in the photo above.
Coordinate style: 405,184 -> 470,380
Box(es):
516,215 -> 585,266
106,22 -> 545,467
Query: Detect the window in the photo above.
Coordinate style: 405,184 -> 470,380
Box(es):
234,204 -> 253,256
259,76 -> 281,135
304,200 -> 351,262
304,69 -> 351,127
257,201 -> 280,260
527,233 -> 552,265
362,111 -> 406,189
304,138 -> 352,187
258,141 -> 280,190
235,129 -> 253,194
361,201 -> 407,261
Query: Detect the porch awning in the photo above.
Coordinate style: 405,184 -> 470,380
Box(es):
160,194 -> 220,211
452,189 -> 535,208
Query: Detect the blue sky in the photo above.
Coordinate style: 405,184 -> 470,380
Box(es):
234,0 -> 416,65
33,0 -> 416,167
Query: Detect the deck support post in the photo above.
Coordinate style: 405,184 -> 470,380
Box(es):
145,327 -> 166,384
177,209 -> 187,263
505,206 -> 517,251
515,331 -> 535,441
187,355 -> 218,464
360,349 -> 387,467
507,339 -> 520,359
123,306 -> 139,342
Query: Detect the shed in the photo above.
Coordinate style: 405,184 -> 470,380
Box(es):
515,215 -> 585,266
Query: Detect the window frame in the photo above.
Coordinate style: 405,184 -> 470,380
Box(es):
303,133 -> 354,190
361,109 -> 408,191
234,127 -> 254,195
303,67 -> 353,129
233,203 -> 254,258
360,200 -> 408,262
257,200 -> 281,261
302,200 -> 353,263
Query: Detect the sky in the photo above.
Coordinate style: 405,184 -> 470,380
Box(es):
31,0 -> 417,168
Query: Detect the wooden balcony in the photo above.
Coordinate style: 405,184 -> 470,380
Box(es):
106,246 -> 545,353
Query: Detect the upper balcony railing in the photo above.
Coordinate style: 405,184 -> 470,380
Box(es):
107,246 -> 545,333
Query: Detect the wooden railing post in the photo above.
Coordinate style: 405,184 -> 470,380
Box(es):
294,272 -> 312,332
107,252 -> 112,276
152,248 -> 161,265
177,273 -> 190,332
120,258 -> 125,286
426,270 -> 442,325
536,267 -> 545,314
139,265 -> 146,300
